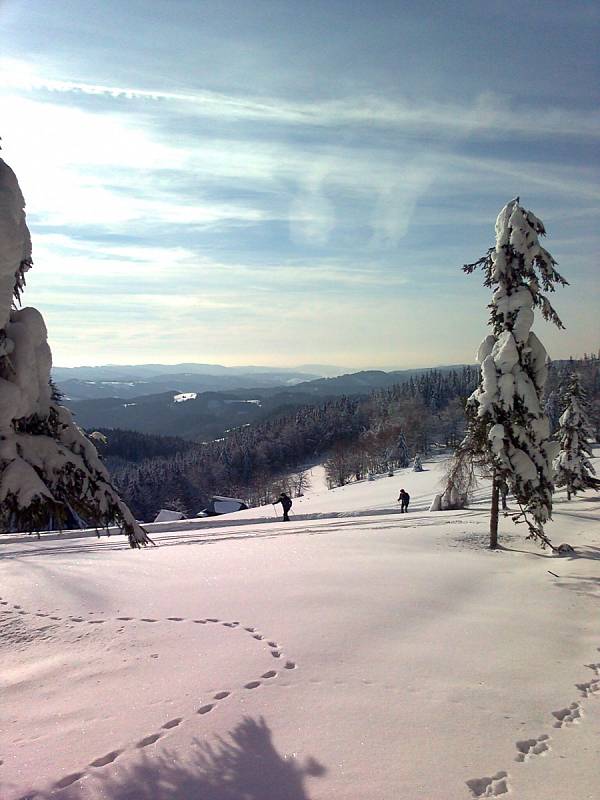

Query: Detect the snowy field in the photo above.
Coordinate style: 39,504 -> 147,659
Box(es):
2,454 -> 599,800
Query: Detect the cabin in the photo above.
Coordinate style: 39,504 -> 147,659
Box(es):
200,496 -> 248,516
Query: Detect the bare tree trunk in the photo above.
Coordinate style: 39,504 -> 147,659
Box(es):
490,473 -> 499,550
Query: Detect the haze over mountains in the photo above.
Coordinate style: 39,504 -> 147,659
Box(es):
53,363 -> 345,401
56,362 -> 473,441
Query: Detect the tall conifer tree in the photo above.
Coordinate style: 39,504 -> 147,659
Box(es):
0,157 -> 152,547
553,373 -> 600,500
460,199 -> 568,548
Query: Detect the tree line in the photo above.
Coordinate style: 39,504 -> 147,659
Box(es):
105,366 -> 478,521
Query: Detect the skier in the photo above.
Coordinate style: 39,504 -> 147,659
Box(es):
397,489 -> 410,513
274,491 -> 293,521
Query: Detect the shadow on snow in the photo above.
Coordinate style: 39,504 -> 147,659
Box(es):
20,716 -> 326,800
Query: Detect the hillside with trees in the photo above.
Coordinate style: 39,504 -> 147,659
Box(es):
104,356 -> 599,523
108,366 -> 478,520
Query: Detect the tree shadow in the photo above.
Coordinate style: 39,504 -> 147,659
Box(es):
553,575 -> 600,600
28,716 -> 325,800
497,543 -> 600,562
561,544 -> 600,562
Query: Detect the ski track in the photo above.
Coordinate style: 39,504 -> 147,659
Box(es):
465,645 -> 600,797
0,594 -> 298,799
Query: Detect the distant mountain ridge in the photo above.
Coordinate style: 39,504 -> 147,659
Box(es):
53,362 -> 346,401
63,364 -> 474,440
53,362 -> 345,381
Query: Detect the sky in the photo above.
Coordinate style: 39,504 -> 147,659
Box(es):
0,0 -> 598,369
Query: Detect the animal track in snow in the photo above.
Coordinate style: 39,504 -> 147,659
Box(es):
136,733 -> 162,748
576,679 -> 600,698
515,734 -> 550,762
89,749 -> 123,767
2,593 -> 299,799
54,771 -> 85,789
466,770 -> 509,797
161,718 -> 182,730
551,702 -> 582,727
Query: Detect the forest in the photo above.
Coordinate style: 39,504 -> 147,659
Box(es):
102,357 -> 599,522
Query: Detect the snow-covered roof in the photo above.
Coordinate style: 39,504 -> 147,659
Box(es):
153,509 -> 186,523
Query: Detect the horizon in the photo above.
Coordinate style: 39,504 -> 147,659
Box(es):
52,353 -> 596,373
1,0 -> 598,366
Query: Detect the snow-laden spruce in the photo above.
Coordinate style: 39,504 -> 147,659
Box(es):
0,158 -> 152,547
391,431 -> 410,469
457,199 -> 568,547
553,372 -> 600,500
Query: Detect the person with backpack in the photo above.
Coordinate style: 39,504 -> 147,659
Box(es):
274,491 -> 293,521
397,488 -> 410,513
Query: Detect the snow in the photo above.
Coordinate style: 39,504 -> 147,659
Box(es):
209,497 -> 247,515
463,199 -> 565,539
0,158 -> 148,546
0,159 -> 31,330
173,392 -> 197,403
2,452 -> 600,800
153,509 -> 186,523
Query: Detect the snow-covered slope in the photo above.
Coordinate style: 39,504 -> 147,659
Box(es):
1,454 -> 599,799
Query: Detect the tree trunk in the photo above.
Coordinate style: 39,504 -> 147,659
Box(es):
490,473 -> 499,549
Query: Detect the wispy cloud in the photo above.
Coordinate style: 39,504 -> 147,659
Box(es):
3,58 -> 599,140
2,40 -> 597,368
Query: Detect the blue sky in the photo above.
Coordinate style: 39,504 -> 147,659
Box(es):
1,0 -> 598,368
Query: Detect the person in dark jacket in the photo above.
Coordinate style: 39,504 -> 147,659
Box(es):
274,492 -> 293,521
397,489 -> 410,513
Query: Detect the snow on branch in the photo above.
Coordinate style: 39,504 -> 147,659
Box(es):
0,158 -> 152,548
553,372 -> 600,499
455,198 -> 568,547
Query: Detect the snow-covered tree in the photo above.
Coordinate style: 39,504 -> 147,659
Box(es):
553,373 -> 600,500
544,389 -> 561,434
412,454 -> 423,472
393,431 -> 410,468
459,198 -> 568,548
430,445 -> 478,512
0,157 -> 152,547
